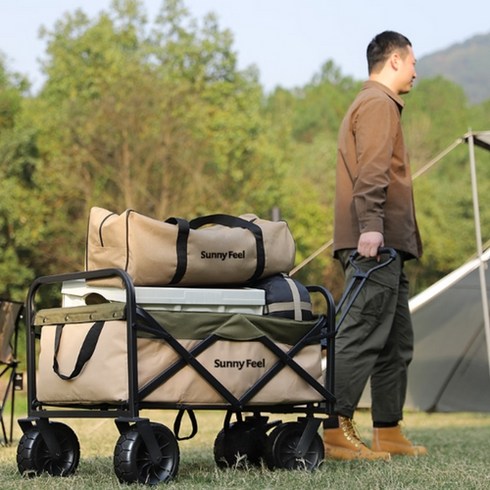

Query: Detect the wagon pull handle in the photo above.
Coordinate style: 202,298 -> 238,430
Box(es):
348,247 -> 397,278
335,248 -> 397,331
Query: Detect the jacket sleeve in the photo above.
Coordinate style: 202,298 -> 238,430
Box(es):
351,97 -> 398,235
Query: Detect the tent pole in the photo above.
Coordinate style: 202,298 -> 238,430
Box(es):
468,131 -> 490,378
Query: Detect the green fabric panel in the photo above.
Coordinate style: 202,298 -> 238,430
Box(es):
148,310 -> 318,344
34,304 -> 319,345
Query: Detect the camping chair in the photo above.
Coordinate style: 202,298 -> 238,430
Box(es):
0,300 -> 23,445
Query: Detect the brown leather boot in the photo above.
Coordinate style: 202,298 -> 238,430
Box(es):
372,425 -> 428,456
323,416 -> 391,461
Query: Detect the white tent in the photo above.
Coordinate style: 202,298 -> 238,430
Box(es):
406,248 -> 490,411
404,131 -> 490,411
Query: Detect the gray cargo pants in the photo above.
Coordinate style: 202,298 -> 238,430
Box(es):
334,250 -> 413,423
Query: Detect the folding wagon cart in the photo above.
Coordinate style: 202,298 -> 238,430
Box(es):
16,250 -> 395,485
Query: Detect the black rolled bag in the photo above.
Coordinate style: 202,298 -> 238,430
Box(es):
252,273 -> 313,321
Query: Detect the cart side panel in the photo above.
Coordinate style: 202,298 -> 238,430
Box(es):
37,323 -> 324,406
38,321 -> 130,404
141,339 -> 323,405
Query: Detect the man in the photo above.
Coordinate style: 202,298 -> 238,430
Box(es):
324,31 -> 427,460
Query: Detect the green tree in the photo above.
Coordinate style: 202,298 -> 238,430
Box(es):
2,0 -> 488,300
0,56 -> 42,299
28,0 -> 288,275
404,78 -> 490,293
404,77 -> 470,169
263,63 -> 359,293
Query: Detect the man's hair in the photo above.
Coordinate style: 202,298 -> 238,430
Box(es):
367,31 -> 412,74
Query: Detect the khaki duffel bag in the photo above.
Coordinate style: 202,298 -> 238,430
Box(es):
85,207 -> 296,287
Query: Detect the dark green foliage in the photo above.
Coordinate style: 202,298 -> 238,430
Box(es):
0,0 -> 488,301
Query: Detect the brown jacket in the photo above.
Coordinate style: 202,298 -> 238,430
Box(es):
333,81 -> 422,259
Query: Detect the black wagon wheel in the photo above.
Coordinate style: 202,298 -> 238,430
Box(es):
264,422 -> 324,471
113,422 -> 179,485
16,422 -> 80,477
213,420 -> 268,468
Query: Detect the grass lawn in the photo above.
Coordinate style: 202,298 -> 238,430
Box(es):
0,403 -> 489,489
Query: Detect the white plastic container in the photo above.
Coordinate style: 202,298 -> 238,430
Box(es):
61,280 -> 265,315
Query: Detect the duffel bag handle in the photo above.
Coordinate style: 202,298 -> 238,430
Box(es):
189,213 -> 259,230
190,214 -> 265,282
166,214 -> 266,284
165,217 -> 190,284
53,321 -> 105,380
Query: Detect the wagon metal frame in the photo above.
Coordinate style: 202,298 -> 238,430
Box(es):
17,267 -> 336,483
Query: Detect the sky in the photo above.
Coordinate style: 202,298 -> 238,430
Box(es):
1,0 -> 489,94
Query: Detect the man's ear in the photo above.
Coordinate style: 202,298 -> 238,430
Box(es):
389,51 -> 400,71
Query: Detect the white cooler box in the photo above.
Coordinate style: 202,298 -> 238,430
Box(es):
61,280 -> 266,315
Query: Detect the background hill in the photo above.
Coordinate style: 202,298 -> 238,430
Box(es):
417,32 -> 490,104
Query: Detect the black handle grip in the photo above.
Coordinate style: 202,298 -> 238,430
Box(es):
348,247 -> 398,276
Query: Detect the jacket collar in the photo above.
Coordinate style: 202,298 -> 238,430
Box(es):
362,80 -> 405,111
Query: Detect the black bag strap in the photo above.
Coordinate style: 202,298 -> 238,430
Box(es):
189,214 -> 266,281
165,217 -> 190,284
173,409 -> 198,441
53,321 -> 105,380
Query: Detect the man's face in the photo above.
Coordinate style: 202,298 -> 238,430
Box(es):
397,46 -> 417,94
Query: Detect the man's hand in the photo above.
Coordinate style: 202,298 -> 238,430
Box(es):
357,231 -> 384,258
